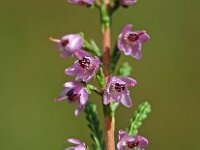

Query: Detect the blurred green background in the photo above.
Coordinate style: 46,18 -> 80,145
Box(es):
0,0 -> 200,149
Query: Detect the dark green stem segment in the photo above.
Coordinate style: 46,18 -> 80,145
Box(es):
110,44 -> 121,73
110,0 -> 120,16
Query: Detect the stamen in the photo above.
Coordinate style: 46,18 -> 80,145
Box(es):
66,89 -> 80,102
61,39 -> 69,47
114,83 -> 126,92
127,33 -> 139,42
127,140 -> 140,148
48,37 -> 61,43
78,57 -> 91,69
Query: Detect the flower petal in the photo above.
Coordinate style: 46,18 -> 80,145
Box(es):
74,145 -> 86,150
67,138 -> 82,145
64,81 -> 82,88
54,88 -> 71,103
67,34 -> 83,50
80,88 -> 88,105
65,65 -> 77,76
120,0 -> 137,6
65,147 -> 75,150
138,136 -> 148,148
118,77 -> 137,86
139,32 -> 150,43
103,92 -> 111,105
74,105 -> 84,116
131,42 -> 142,60
118,130 -> 128,140
121,94 -> 132,108
75,50 -> 91,59
121,24 -> 133,34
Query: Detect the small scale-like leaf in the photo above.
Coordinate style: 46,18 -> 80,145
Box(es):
127,101 -> 151,135
110,45 -> 121,73
84,102 -> 105,150
117,62 -> 132,76
81,34 -> 102,57
96,67 -> 105,87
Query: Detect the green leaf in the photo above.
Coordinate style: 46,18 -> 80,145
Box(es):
84,102 -> 105,150
86,84 -> 103,96
110,45 -> 121,73
126,102 -> 151,135
81,33 -> 102,57
96,67 -> 105,87
117,62 -> 132,76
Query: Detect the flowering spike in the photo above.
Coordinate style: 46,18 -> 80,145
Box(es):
50,0 -> 152,148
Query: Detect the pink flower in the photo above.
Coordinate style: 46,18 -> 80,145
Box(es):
117,130 -> 148,150
54,81 -> 88,116
65,138 -> 87,150
65,50 -> 100,82
103,76 -> 137,107
117,24 -> 150,60
49,34 -> 83,58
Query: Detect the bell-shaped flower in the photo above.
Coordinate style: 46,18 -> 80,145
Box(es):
117,24 -> 150,60
103,76 -> 137,107
120,0 -> 137,7
68,0 -> 95,6
65,138 -> 87,150
54,81 -> 88,116
117,130 -> 148,150
49,34 -> 83,58
65,50 -> 100,82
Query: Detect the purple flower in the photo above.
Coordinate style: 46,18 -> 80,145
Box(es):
65,50 -> 100,82
120,0 -> 137,6
103,76 -> 137,107
117,24 -> 150,60
49,34 -> 83,58
54,81 -> 88,116
68,0 -> 95,6
117,130 -> 148,150
65,138 -> 87,150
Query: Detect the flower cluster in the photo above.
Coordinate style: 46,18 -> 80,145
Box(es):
50,0 -> 151,149
51,24 -> 149,111
50,34 -> 100,116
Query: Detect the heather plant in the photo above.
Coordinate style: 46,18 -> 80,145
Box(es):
49,0 -> 151,149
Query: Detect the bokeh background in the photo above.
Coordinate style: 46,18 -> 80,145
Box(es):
0,0 -> 200,149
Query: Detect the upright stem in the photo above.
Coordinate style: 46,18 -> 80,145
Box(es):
103,27 -> 110,78
101,0 -> 115,149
